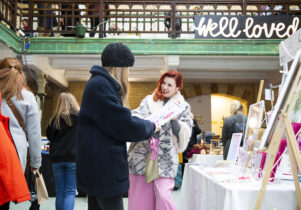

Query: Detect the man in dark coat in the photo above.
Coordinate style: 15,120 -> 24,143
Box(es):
76,43 -> 156,210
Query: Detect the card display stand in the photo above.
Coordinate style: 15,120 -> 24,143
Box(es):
254,52 -> 301,210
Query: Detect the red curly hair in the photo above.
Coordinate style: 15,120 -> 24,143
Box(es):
153,70 -> 183,101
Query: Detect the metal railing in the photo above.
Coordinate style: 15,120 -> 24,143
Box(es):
0,0 -> 23,31
1,0 -> 301,38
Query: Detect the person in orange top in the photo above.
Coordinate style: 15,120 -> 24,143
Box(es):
0,91 -> 30,209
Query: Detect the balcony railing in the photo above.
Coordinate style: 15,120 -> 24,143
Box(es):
1,0 -> 301,38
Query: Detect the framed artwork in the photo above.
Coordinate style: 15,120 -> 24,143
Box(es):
243,100 -> 265,151
259,50 -> 301,149
227,133 -> 242,162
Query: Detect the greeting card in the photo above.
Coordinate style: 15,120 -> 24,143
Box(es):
147,100 -> 186,126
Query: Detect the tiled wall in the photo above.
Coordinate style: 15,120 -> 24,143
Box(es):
41,81 -> 261,135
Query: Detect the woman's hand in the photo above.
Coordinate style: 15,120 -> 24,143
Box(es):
32,167 -> 39,174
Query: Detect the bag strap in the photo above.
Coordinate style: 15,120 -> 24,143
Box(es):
6,97 -> 31,174
5,97 -> 28,137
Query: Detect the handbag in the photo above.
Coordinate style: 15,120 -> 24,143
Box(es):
27,170 -> 40,210
34,171 -> 49,204
145,152 -> 159,184
144,137 -> 159,184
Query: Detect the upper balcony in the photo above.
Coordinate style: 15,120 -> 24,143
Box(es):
1,0 -> 301,39
0,0 -> 300,87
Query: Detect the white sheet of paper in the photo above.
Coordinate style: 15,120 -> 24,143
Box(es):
146,100 -> 185,126
227,133 -> 243,162
265,89 -> 274,101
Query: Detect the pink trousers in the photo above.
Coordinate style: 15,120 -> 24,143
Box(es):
128,174 -> 177,210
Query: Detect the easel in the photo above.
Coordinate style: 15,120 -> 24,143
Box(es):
254,52 -> 301,210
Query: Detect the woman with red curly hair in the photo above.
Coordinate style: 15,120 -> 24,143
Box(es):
128,70 -> 192,210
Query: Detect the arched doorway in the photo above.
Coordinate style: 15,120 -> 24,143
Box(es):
211,94 -> 247,136
187,94 -> 247,136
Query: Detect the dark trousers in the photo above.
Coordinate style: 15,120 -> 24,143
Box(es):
223,140 -> 231,160
88,196 -> 101,210
0,202 -> 9,210
96,194 -> 123,210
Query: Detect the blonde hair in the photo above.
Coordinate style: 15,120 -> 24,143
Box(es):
230,100 -> 243,115
0,57 -> 29,100
51,92 -> 80,130
104,66 -> 130,107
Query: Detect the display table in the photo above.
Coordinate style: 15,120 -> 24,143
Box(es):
191,154 -> 223,165
179,164 -> 298,210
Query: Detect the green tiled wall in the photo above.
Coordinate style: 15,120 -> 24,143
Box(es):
0,23 -> 22,53
0,22 -> 280,56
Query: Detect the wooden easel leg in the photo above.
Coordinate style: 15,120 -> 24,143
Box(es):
287,142 -> 301,210
253,148 -> 278,210
244,151 -> 252,172
257,80 -> 264,103
283,114 -> 301,169
254,114 -> 285,210
283,115 -> 301,210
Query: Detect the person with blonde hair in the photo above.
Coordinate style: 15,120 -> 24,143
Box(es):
230,100 -> 243,116
221,100 -> 247,159
0,57 -> 41,209
46,92 -> 80,210
76,42 -> 159,210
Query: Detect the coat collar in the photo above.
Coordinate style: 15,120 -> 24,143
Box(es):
90,65 -> 120,91
147,91 -> 185,113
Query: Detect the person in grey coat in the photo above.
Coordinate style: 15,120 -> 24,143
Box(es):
0,57 -> 41,210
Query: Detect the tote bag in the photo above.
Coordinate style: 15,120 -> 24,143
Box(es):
34,171 -> 49,204
144,152 -> 159,184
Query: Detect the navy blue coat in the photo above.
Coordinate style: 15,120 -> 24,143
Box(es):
76,66 -> 154,198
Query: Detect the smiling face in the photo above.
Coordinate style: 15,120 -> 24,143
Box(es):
161,76 -> 178,98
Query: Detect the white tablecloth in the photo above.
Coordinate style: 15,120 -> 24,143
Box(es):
191,154 -> 223,165
179,164 -> 299,210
